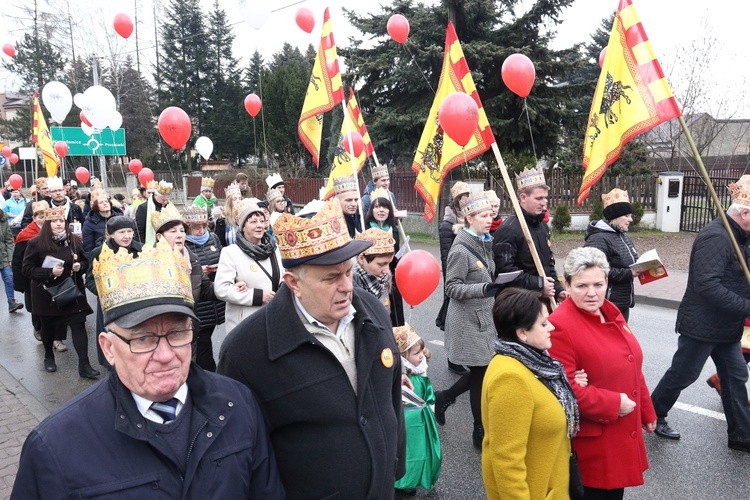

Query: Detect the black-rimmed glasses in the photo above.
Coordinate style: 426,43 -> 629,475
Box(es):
106,327 -> 194,353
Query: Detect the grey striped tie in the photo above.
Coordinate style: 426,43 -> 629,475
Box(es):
150,398 -> 179,424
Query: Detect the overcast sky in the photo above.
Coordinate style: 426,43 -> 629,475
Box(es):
1,0 -> 748,117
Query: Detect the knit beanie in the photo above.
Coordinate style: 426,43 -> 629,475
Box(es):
106,216 -> 136,235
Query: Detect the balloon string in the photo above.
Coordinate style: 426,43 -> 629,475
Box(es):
403,44 -> 435,94
523,99 -> 538,165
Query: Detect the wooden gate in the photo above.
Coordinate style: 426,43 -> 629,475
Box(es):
680,175 -> 734,232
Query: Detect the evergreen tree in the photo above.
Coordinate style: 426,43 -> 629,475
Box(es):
4,32 -> 67,93
245,50 -> 264,94
115,56 -> 160,168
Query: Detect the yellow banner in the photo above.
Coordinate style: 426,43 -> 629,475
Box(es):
33,91 -> 60,177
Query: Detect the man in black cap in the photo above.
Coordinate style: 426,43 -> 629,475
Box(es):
218,200 -> 406,499
13,241 -> 284,499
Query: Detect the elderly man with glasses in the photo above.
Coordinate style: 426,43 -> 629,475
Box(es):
12,241 -> 284,499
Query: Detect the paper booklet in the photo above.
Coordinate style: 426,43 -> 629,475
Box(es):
494,270 -> 522,285
401,385 -> 427,411
630,249 -> 668,284
42,255 -> 65,269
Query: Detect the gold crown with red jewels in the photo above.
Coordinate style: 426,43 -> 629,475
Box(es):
729,175 -> 750,206
356,227 -> 395,256
273,200 -> 351,262
602,188 -> 630,208
93,239 -> 193,314
516,167 -> 547,190
44,205 -> 66,221
393,323 -> 421,353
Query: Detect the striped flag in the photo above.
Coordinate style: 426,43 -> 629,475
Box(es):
322,88 -> 374,200
411,23 -> 495,222
578,0 -> 681,204
33,91 -> 61,177
298,8 -> 345,167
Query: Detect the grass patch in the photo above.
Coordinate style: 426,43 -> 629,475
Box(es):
407,232 -> 437,244
551,228 -> 692,240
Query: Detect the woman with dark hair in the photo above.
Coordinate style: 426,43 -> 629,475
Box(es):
364,188 -> 404,326
483,288 -> 582,499
22,205 -> 98,378
82,190 -> 123,259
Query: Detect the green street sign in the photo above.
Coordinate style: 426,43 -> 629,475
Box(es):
50,127 -> 126,156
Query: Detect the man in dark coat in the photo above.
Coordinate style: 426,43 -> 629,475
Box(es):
651,175 -> 750,450
333,174 -> 363,238
12,240 -> 284,499
492,168 -> 566,301
134,179 -> 174,244
218,199 -> 406,499
20,177 -> 51,229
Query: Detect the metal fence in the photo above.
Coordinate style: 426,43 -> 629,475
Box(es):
680,176 -> 734,232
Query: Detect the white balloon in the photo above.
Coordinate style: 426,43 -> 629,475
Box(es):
81,122 -> 94,136
41,81 -> 72,123
81,85 -> 117,130
239,0 -> 271,30
108,111 -> 123,131
73,93 -> 86,109
195,136 -> 213,160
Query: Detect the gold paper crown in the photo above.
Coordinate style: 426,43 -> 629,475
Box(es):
44,205 -> 66,221
146,180 -> 159,190
516,167 -> 547,190
34,177 -> 47,188
356,228 -> 395,256
485,190 -> 500,203
265,173 -> 284,189
370,187 -> 390,204
91,179 -> 103,190
225,183 -> 241,198
273,200 -> 351,263
156,180 -> 173,196
459,191 -> 492,217
729,175 -> 750,206
200,177 -> 215,190
371,163 -> 389,180
47,177 -> 63,190
151,204 -> 183,233
32,200 -> 50,214
266,188 -> 283,204
91,189 -> 109,205
183,206 -> 208,225
93,240 -> 194,314
602,188 -> 630,208
333,175 -> 357,195
450,181 -> 470,200
393,323 -> 421,353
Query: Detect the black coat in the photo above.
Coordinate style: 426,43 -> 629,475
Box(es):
85,239 -> 143,296
439,218 -> 460,278
584,220 -> 639,312
492,209 -> 564,299
676,215 -> 750,342
11,365 -> 284,499
185,233 -> 225,330
20,195 -> 50,229
217,286 -> 406,500
82,206 -> 124,259
134,197 -> 170,243
343,211 -> 362,238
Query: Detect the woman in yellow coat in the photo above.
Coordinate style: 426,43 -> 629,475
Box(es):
482,288 -> 582,499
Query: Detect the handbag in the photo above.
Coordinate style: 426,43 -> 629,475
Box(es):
43,275 -> 83,309
569,448 -> 585,499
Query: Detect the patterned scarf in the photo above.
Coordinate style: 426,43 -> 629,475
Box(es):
353,262 -> 391,299
494,339 -> 580,438
235,230 -> 277,261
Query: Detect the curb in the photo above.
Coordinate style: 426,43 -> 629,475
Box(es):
0,364 -> 51,423
634,294 -> 681,310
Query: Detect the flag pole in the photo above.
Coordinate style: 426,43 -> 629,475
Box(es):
490,142 -> 557,308
679,116 -> 750,285
340,100 -> 365,225
372,151 -> 411,253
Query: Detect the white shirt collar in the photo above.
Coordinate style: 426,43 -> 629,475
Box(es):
131,382 -> 188,423
293,295 -> 356,340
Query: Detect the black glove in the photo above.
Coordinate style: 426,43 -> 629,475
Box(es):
485,283 -> 502,298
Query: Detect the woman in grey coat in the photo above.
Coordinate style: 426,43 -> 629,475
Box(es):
434,191 -> 498,449
584,188 -> 639,320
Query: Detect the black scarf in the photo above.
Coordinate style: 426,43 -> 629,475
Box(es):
494,339 -> 580,437
235,231 -> 277,261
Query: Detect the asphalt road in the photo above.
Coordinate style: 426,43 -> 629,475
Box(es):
1,241 -> 749,499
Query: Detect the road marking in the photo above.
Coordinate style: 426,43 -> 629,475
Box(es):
429,340 -> 445,346
674,402 -> 726,421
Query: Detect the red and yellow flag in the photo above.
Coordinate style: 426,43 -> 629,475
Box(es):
578,0 -> 681,204
298,8 -> 345,167
322,88 -> 374,200
411,23 -> 495,222
33,91 -> 61,177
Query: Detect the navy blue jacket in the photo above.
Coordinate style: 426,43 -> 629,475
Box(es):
12,365 -> 284,499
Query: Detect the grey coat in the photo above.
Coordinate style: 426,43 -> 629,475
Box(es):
445,228 -> 497,366
584,220 -> 639,312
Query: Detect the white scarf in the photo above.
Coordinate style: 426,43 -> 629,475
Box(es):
401,356 -> 428,376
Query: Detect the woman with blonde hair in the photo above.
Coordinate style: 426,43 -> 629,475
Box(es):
214,183 -> 243,247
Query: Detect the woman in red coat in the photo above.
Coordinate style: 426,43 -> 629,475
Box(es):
548,246 -> 656,500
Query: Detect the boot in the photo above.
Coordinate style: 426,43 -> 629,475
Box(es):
79,364 -> 101,380
472,423 -> 485,449
706,374 -> 722,396
8,299 -> 23,313
434,391 -> 456,426
44,358 -> 57,373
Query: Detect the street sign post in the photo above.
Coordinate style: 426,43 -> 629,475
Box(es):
50,128 -> 126,156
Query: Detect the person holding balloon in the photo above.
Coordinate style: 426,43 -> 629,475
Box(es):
434,191 -> 498,449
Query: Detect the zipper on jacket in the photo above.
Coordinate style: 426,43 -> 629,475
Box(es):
184,419 -> 208,480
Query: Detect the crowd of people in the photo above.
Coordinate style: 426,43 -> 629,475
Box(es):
5,165 -> 750,499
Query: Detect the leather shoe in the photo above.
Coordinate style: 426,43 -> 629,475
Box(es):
53,340 -> 68,352
44,358 -> 56,373
706,374 -> 722,397
655,418 -> 680,440
79,364 -> 101,380
728,440 -> 750,452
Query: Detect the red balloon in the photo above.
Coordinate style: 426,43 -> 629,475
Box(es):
113,13 -> 134,39
244,94 -> 262,118
54,141 -> 68,158
8,174 -> 22,190
128,159 -> 143,175
342,131 -> 364,158
9,154 -> 19,165
395,250 -> 441,307
1,146 -> 10,158
138,167 -> 154,187
501,53 -> 536,98
158,107 -> 192,150
295,7 -> 315,33
598,47 -> 607,68
80,111 -> 92,127
387,14 -> 409,44
438,92 -> 479,147
75,167 -> 90,185
2,44 -> 15,58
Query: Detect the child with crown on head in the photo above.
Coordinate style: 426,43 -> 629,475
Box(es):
393,323 -> 442,493
353,228 -> 396,309
192,177 -> 217,220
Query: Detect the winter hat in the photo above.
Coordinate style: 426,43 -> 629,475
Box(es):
602,189 -> 632,221
106,216 -> 136,235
